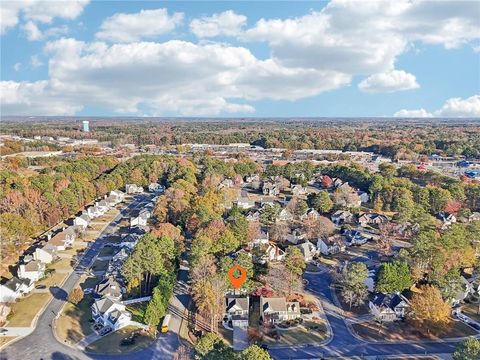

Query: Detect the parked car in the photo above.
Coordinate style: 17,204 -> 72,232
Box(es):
35,284 -> 47,289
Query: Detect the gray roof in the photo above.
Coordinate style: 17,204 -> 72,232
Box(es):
226,297 -> 249,312
2,277 -> 32,292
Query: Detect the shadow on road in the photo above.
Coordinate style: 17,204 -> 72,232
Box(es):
50,286 -> 68,301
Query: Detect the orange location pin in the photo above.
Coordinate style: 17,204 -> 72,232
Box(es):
228,265 -> 247,289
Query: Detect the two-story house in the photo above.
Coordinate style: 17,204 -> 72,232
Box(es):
260,297 -> 301,325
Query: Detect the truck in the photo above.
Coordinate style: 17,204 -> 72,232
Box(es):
161,314 -> 171,333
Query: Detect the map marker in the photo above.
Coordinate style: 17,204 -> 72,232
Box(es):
228,265 -> 247,289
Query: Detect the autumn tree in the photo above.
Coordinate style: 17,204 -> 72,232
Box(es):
333,184 -> 361,209
68,287 -> 84,305
409,285 -> 451,326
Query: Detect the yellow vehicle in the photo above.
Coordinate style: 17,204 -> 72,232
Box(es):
161,314 -> 171,333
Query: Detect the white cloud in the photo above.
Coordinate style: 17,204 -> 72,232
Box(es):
1,0 -> 89,34
242,0 -> 479,76
436,95 -> 480,117
190,10 -> 247,38
30,55 -> 43,68
13,63 -> 21,72
394,95 -> 480,118
394,108 -> 433,118
96,8 -> 184,42
23,21 -> 42,40
0,38 -> 349,116
358,70 -> 419,93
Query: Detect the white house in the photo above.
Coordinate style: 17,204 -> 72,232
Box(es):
286,228 -> 307,245
260,297 -> 301,325
300,208 -> 320,221
0,277 -> 34,303
125,184 -> 143,194
48,227 -> 76,251
96,200 -> 110,213
317,236 -> 346,256
358,213 -> 389,227
262,243 -> 286,263
74,213 -> 90,229
236,192 -> 256,210
87,205 -> 103,219
130,213 -> 148,227
94,276 -> 122,300
262,181 -> 280,196
369,293 -> 410,322
277,208 -> 294,222
358,191 -> 370,203
18,260 -> 45,281
148,183 -> 164,193
246,210 -> 260,222
91,297 -> 132,331
33,246 -> 56,264
249,229 -> 269,247
291,185 -> 307,196
295,242 -> 317,262
110,190 -> 125,204
224,297 -> 249,327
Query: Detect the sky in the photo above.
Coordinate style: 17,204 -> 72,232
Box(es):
1,0 -> 479,118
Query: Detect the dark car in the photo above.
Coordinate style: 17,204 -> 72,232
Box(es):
35,284 -> 47,289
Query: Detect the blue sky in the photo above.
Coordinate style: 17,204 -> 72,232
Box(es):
1,0 -> 479,117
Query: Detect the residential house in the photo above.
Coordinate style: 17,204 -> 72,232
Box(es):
91,297 -> 132,331
277,208 -> 294,222
358,191 -> 370,203
291,185 -> 307,196
295,241 -> 317,262
260,297 -> 301,325
286,228 -> 307,245
249,228 -> 269,247
110,190 -> 125,203
358,213 -> 389,227
74,213 -> 90,230
317,236 -> 346,256
49,227 -> 76,251
262,243 -> 285,263
94,276 -> 122,300
33,246 -> 56,264
246,210 -> 260,222
245,174 -> 260,183
236,191 -> 255,210
469,212 -> 480,222
118,234 -> 141,249
218,178 -> 234,189
87,204 -> 103,219
344,230 -> 370,246
333,178 -> 344,188
331,210 -> 354,225
451,276 -> 473,306
300,208 -> 320,221
130,212 -> 149,227
369,293 -> 410,322
148,182 -> 164,193
262,181 -> 280,196
224,297 -> 249,327
112,247 -> 130,263
0,277 -> 34,303
18,260 -> 45,281
125,184 -> 143,194
437,212 -> 457,227
96,200 -> 110,214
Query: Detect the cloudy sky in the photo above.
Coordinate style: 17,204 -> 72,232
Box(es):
1,0 -> 479,117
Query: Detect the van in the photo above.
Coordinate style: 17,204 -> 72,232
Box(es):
161,314 -> 171,333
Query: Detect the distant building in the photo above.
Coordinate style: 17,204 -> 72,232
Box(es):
82,120 -> 90,132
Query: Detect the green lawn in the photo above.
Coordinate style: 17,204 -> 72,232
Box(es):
85,326 -> 155,354
126,303 -> 148,324
7,293 -> 51,327
55,295 -> 95,344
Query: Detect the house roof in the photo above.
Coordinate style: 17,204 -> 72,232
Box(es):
226,297 -> 249,312
371,293 -> 409,311
95,276 -> 121,298
23,260 -> 43,272
261,297 -> 287,312
93,296 -> 124,314
2,276 -> 32,292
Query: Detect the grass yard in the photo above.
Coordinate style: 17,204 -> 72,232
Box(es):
91,259 -> 109,272
7,293 -> 51,327
85,326 -> 155,354
262,320 -> 328,346
55,295 -> 95,344
49,258 -> 73,271
353,320 -> 477,341
37,271 -> 68,288
0,337 -> 16,349
126,303 -> 147,324
461,303 -> 480,323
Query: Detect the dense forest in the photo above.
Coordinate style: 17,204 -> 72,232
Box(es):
2,118 -> 480,159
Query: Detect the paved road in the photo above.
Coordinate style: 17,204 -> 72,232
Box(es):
268,268 -> 465,359
1,193 -> 182,360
